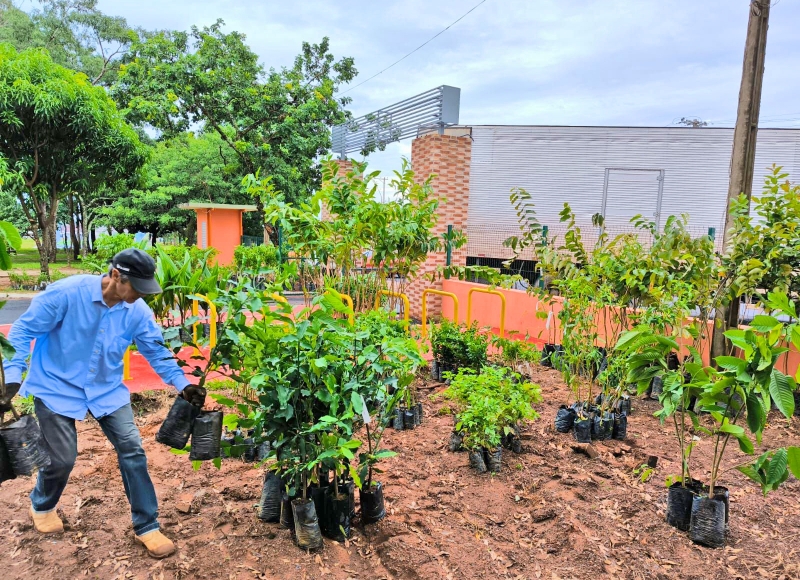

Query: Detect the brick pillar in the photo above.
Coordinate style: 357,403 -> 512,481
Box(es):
405,133 -> 471,320
321,158 -> 353,221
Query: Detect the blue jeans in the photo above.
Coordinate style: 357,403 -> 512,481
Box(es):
31,398 -> 160,535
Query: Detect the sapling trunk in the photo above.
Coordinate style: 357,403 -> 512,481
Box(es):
365,422 -> 374,489
709,390 -> 745,496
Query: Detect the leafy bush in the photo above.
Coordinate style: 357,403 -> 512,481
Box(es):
233,244 -> 278,273
80,233 -> 145,273
441,366 -> 541,451
152,243 -> 218,269
8,270 -> 36,289
430,320 -> 488,371
325,271 -> 385,313
146,245 -> 221,326
491,334 -> 541,372
355,308 -> 408,340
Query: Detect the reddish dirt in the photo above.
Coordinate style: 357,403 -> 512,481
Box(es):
1,369 -> 799,580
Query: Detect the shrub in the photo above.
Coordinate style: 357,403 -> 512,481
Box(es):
8,270 -> 36,289
152,243 -> 218,268
233,244 -> 278,273
441,366 -> 541,451
430,320 -> 488,371
325,272 -> 385,313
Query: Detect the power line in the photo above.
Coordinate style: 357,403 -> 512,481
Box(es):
340,0 -> 489,95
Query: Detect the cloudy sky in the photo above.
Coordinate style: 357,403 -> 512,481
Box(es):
95,0 -> 799,178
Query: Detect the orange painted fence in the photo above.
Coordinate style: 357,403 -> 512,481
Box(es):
441,280 -> 800,376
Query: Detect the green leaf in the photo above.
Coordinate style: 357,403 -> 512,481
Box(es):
0,334 -> 16,360
0,244 -> 10,271
349,465 -> 362,490
719,423 -> 745,437
745,393 -> 765,439
767,448 -> 788,486
191,460 -> 202,471
0,221 -> 22,252
715,356 -> 747,373
222,413 -> 239,430
736,464 -> 762,484
209,394 -> 237,407
212,456 -> 222,470
351,391 -> 363,414
313,357 -> 328,368
373,450 -> 397,459
787,447 -> 800,479
750,315 -> 780,332
736,433 -> 754,455
768,370 -> 795,419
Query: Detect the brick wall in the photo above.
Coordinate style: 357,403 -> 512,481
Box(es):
405,133 -> 472,320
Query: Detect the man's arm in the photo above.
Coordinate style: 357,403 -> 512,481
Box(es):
132,310 -> 191,392
4,290 -> 68,384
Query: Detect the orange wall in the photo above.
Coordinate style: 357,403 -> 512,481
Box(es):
195,208 -> 244,266
440,280 -> 800,375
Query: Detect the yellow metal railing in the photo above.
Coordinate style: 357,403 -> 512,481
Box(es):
466,287 -> 506,338
374,290 -> 410,332
421,289 -> 459,338
123,346 -> 133,380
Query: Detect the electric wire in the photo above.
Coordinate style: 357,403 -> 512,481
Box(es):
340,0 -> 489,95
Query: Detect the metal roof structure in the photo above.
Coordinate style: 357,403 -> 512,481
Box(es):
179,202 -> 258,211
331,85 -> 460,158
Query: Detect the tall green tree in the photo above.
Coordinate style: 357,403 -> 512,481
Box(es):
0,44 -> 147,275
0,189 -> 28,236
98,131 -> 255,241
0,0 -> 137,86
112,20 -> 356,211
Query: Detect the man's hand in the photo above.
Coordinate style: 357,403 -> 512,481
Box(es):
0,382 -> 21,413
181,385 -> 206,408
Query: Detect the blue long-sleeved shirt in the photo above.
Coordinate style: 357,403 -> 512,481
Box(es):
4,274 -> 190,420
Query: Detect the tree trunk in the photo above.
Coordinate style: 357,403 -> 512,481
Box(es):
39,220 -> 53,277
45,208 -> 58,265
68,193 -> 80,259
79,197 -> 90,257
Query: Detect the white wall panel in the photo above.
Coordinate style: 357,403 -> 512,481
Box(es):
466,126 -> 800,256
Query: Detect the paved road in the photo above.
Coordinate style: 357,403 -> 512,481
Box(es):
0,298 -> 31,325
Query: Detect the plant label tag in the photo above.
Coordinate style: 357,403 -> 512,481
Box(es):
360,395 -> 371,424
546,311 -> 552,330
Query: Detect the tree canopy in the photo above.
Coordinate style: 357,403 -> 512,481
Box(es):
112,20 -> 357,207
0,0 -> 137,86
0,43 -> 147,273
98,131 -> 261,242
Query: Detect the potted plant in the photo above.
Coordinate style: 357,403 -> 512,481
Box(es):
687,294 -> 797,547
440,366 -> 541,473
617,326 -> 705,530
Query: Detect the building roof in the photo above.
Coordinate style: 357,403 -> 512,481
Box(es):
178,202 -> 258,212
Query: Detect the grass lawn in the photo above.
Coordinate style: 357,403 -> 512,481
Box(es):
9,238 -> 91,275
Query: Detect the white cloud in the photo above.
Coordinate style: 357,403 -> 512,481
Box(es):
97,0 -> 800,177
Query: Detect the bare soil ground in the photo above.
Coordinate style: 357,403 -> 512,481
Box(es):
1,368 -> 799,580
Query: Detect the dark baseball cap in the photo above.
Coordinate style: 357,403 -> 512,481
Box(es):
111,248 -> 162,295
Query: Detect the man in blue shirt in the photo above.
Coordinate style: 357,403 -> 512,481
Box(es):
0,249 -> 206,559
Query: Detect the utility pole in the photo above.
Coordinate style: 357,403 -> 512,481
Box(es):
711,0 -> 771,361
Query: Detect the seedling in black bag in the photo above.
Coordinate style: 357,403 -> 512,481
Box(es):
0,284 -> 52,480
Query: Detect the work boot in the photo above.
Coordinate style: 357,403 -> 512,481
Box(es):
29,506 -> 64,534
135,529 -> 176,559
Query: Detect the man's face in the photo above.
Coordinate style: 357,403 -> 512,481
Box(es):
112,270 -> 145,304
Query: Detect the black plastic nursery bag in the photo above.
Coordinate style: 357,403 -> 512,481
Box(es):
156,396 -> 201,449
